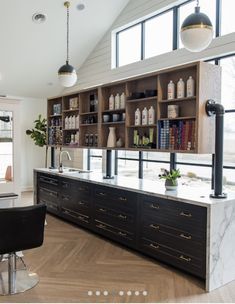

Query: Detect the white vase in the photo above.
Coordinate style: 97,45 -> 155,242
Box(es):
107,127 -> 116,147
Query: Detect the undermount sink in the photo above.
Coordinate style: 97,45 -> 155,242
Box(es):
49,168 -> 91,174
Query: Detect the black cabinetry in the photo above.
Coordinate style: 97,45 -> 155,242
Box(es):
36,172 -> 207,279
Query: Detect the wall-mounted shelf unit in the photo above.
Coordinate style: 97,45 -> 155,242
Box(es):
47,61 -> 220,154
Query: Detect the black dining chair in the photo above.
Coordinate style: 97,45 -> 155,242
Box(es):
0,204 -> 46,295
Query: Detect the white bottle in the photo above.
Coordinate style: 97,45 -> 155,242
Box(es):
135,108 -> 141,126
115,93 -> 120,109
109,94 -> 114,110
148,106 -> 155,125
72,115 -> 75,129
167,80 -> 175,100
65,116 -> 69,129
142,107 -> 148,125
177,78 -> 185,98
68,116 -> 72,129
120,92 -> 126,109
187,76 -> 195,97
75,115 -> 79,129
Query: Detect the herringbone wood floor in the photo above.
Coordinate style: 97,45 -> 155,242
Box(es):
1,192 -> 235,303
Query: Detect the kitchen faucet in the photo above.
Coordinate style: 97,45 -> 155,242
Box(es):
58,150 -> 71,173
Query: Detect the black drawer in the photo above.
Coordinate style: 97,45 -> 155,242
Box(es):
94,186 -> 137,213
73,181 -> 91,198
141,196 -> 206,237
140,237 -> 205,278
38,174 -> 59,191
73,197 -> 90,214
39,187 -> 59,204
94,219 -> 135,246
38,197 -> 60,215
140,217 -> 205,258
61,207 -> 91,227
61,178 -> 73,194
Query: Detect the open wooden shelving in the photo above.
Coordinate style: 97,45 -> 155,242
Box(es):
47,61 -> 220,154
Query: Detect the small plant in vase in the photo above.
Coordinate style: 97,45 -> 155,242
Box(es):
159,169 -> 181,190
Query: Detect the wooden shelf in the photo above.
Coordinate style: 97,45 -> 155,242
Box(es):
128,124 -> 156,128
63,109 -> 79,113
159,116 -> 196,121
102,121 -> 125,125
126,96 -> 157,103
80,111 -> 98,116
63,128 -> 79,131
159,96 -> 196,103
49,114 -> 62,118
158,149 -> 196,153
102,109 -> 125,113
80,123 -> 98,127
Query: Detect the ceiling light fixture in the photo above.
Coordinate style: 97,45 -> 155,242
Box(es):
58,1 -> 77,87
32,13 -> 47,23
180,0 -> 213,52
77,3 -> 85,11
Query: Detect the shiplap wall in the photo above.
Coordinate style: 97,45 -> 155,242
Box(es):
65,0 -> 235,94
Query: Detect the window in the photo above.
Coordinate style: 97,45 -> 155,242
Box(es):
220,56 -> 235,110
221,0 -> 235,35
117,24 -> 142,67
88,149 -> 102,172
179,0 -> 216,48
145,11 -> 173,59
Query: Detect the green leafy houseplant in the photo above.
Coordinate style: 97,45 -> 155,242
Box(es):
159,169 -> 181,186
26,115 -> 48,167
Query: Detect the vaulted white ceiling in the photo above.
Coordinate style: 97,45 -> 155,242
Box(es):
0,0 -> 129,98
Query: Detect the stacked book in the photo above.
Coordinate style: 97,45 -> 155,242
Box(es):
158,119 -> 195,150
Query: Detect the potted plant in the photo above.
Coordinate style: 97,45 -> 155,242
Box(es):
26,115 -> 48,167
159,168 -> 181,190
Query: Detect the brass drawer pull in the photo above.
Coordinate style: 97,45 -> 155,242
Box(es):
180,212 -> 192,218
78,201 -> 85,205
118,231 -> 127,237
79,187 -> 87,191
99,208 -> 107,212
118,214 -> 127,219
149,224 -> 160,230
62,196 -> 69,201
180,233 -> 192,240
97,224 -> 106,229
78,216 -> 85,221
62,183 -> 69,188
150,204 -> 159,210
149,243 -> 159,249
98,192 -> 106,196
119,197 -> 127,201
179,255 -> 191,262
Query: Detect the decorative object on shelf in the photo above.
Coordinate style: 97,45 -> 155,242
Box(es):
168,105 -> 179,119
90,94 -> 98,112
177,78 -> 185,98
121,113 -> 126,121
180,0 -> 213,52
115,93 -> 120,109
58,1 -> 77,87
167,80 -> 175,100
145,89 -> 157,97
116,137 -> 124,148
107,127 -> 116,147
142,107 -> 148,125
26,115 -> 48,167
103,114 -> 110,123
109,94 -> 114,110
53,104 -> 61,115
186,76 -> 195,97
159,169 -> 181,191
120,92 -> 126,109
135,108 -> 141,125
112,113 -> 120,122
130,92 -> 145,99
69,97 -> 78,109
148,106 -> 155,125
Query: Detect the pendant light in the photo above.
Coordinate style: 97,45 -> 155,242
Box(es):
58,1 -> 77,87
180,0 -> 213,52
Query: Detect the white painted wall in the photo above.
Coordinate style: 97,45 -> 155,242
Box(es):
20,97 -> 47,191
65,0 -> 235,93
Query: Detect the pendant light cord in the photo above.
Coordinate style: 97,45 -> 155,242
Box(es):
65,1 -> 70,64
196,0 -> 199,6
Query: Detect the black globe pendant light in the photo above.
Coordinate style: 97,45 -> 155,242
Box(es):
180,0 -> 213,52
58,1 -> 77,87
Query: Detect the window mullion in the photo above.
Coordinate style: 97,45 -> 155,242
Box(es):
141,22 -> 145,60
173,6 -> 179,50
216,0 -> 221,37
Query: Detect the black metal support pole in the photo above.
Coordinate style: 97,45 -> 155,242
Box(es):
139,151 -> 143,179
211,154 -> 215,190
87,149 -> 91,171
103,150 -> 114,179
50,147 -> 55,168
114,150 -> 118,175
205,100 -> 227,198
170,153 -> 177,171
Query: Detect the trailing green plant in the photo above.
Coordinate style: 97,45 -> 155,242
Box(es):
26,115 -> 48,167
159,169 -> 181,186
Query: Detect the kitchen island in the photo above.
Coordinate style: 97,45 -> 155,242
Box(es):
34,168 -> 235,292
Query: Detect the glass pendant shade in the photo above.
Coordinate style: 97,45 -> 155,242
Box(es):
58,61 -> 77,87
180,6 -> 213,52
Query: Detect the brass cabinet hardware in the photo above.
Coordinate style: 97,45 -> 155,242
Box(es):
180,211 -> 192,218
78,201 -> 85,205
97,224 -> 106,229
78,216 -> 85,221
149,243 -> 159,249
98,192 -> 106,196
62,196 -> 69,201
150,204 -> 160,210
118,214 -> 127,219
119,197 -> 127,201
99,208 -> 107,212
79,187 -> 87,191
149,224 -> 160,230
118,231 -> 127,236
180,233 -> 192,240
179,255 -> 191,262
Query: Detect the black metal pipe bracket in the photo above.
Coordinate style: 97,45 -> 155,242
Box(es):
205,100 -> 227,199
103,149 -> 114,179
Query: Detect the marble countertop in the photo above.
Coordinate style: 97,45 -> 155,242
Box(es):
34,168 -> 235,208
